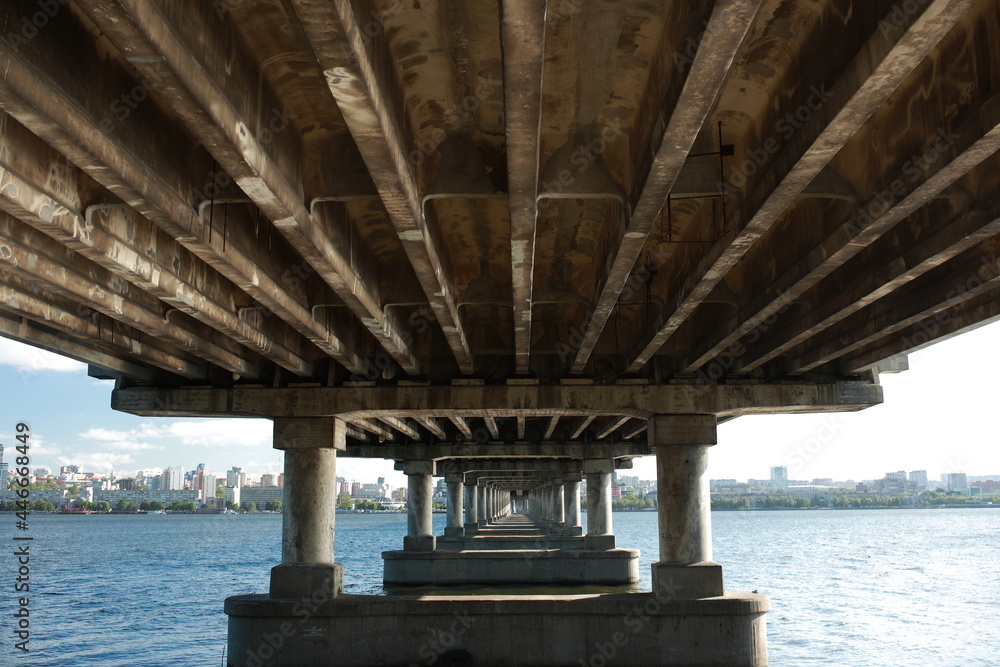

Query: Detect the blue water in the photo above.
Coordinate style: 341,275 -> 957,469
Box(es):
0,508 -> 997,665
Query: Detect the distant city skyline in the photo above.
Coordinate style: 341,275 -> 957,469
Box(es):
15,452 -> 997,489
2,320 -> 1000,488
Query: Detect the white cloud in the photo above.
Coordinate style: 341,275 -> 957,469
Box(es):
163,420 -> 272,448
71,452 -> 137,472
103,441 -> 162,453
0,337 -> 86,373
79,420 -> 271,449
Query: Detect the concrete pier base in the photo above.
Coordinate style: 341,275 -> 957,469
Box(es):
225,592 -> 769,666
382,548 -> 640,586
651,561 -> 724,599
436,535 -> 585,550
269,563 -> 344,600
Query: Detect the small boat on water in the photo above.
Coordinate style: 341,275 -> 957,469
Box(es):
60,506 -> 91,515
149,509 -> 167,515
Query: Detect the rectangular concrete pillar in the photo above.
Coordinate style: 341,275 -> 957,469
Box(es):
584,459 -> 615,550
404,461 -> 435,551
269,418 -> 344,599
478,485 -> 488,527
444,474 -> 464,537
553,483 -> 565,526
563,474 -> 583,536
463,475 -> 479,534
649,415 -> 723,599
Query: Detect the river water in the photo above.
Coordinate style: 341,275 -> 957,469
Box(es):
1,508 -> 996,665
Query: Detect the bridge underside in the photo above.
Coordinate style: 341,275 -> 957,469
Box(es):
2,0 -> 997,664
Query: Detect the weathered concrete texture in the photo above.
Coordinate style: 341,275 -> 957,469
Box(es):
651,562 -> 725,600
381,548 -> 640,586
225,592 -> 769,666
437,536 -> 586,551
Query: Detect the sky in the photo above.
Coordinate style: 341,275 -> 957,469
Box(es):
1,320 -> 998,488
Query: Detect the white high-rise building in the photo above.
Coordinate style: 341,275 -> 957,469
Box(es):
770,466 -> 789,490
227,466 -> 246,488
945,472 -> 969,494
162,466 -> 185,491
196,464 -> 215,503
909,470 -> 928,490
0,446 -> 9,501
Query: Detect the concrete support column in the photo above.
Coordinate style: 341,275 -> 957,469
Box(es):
584,460 -> 615,550
649,415 -> 723,599
478,485 -> 488,527
464,475 -> 479,534
404,461 -> 436,551
269,418 -> 345,599
444,474 -> 464,538
563,474 -> 583,536
552,483 -> 565,528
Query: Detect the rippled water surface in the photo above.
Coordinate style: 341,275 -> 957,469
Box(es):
1,508 -> 996,665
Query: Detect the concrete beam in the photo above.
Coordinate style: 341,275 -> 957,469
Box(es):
110,380 -> 884,419
438,460 -> 586,474
0,214 -> 249,376
596,416 -> 632,440
84,0 -> 419,375
380,416 -> 421,441
0,301 -> 165,382
273,418 -> 347,451
628,0 -> 976,372
0,123 -> 270,377
349,442 -> 648,461
570,415 -> 595,440
543,416 -> 559,439
843,293 -> 1000,372
710,94 -> 1000,374
349,418 -> 396,442
484,416 -> 500,439
448,416 -> 475,440
414,417 -> 447,440
0,33 -> 323,375
793,248 -> 1000,372
570,0 -> 763,373
648,415 -> 718,447
292,0 -> 474,373
502,0 -> 546,373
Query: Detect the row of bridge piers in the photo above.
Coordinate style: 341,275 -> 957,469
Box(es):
228,414 -> 766,665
